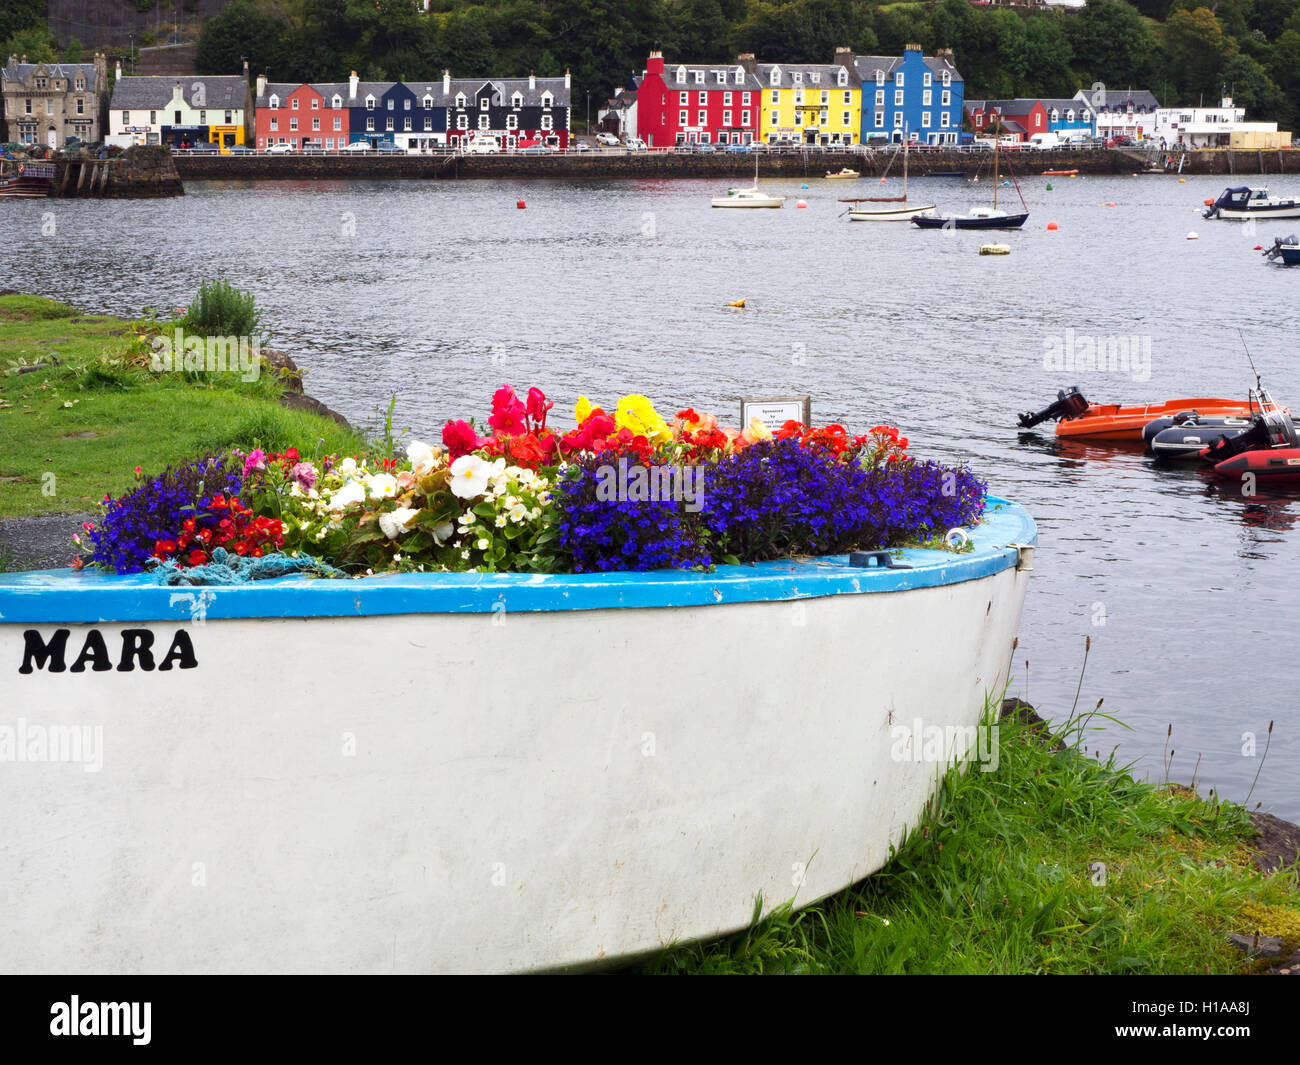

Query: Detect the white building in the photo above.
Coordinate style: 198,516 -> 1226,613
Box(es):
1152,96 -> 1280,148
1072,87 -> 1159,141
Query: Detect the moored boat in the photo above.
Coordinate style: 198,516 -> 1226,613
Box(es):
912,122 -> 1028,230
1203,186 -> 1300,220
1263,235 -> 1300,265
1042,169 -> 1078,177
0,499 -> 1035,973
713,157 -> 785,208
0,160 -> 55,198
846,133 -> 934,221
1018,386 -> 1256,440
825,167 -> 860,179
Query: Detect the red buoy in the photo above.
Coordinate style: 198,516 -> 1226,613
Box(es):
517,200 -> 526,209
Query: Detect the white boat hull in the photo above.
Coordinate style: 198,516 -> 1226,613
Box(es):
849,203 -> 937,221
0,501 -> 1034,973
1215,204 -> 1300,220
711,197 -> 785,208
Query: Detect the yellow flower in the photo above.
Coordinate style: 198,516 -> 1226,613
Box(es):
575,395 -> 595,425
615,394 -> 672,443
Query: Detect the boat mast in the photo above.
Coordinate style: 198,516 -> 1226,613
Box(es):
993,115 -> 999,211
903,124 -> 909,204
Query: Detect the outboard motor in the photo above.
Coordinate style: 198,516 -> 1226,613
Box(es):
1204,417 -> 1272,464
1017,386 -> 1090,429
1263,235 -> 1299,261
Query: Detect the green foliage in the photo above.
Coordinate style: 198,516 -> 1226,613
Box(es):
178,279 -> 263,341
63,37 -> 83,64
190,0 -> 1300,125
2,23 -> 57,63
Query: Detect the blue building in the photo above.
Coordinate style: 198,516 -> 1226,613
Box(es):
1041,97 -> 1095,139
853,45 -> 963,145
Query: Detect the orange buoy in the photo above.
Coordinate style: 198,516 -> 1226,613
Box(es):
517,200 -> 526,209
1255,244 -> 1264,250
1047,221 -> 1059,231
796,200 -> 807,209
1203,199 -> 1214,206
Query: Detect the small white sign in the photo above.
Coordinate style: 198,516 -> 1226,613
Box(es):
740,395 -> 811,429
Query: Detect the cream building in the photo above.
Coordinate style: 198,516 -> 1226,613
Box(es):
1,53 -> 108,148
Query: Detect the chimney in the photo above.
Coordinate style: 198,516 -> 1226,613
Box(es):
1222,94 -> 1232,109
647,51 -> 664,77
736,53 -> 755,75
243,58 -> 249,78
443,68 -> 450,95
256,73 -> 266,99
350,70 -> 359,99
564,68 -> 571,90
115,60 -> 122,81
833,46 -> 854,69
529,70 -> 536,91
905,42 -> 923,53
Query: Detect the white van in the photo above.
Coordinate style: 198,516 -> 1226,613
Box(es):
465,134 -> 501,154
1027,132 -> 1062,150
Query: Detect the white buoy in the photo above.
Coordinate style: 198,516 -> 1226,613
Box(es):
1187,231 -> 1199,240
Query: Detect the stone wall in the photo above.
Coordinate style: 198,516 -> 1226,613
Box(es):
53,144 -> 183,197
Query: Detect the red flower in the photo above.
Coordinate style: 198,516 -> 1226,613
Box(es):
489,385 -> 528,435
526,387 -> 553,431
188,549 -> 209,566
443,419 -> 490,461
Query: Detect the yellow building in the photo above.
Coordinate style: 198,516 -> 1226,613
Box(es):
748,59 -> 860,146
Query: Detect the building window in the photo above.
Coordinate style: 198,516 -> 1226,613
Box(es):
312,117 -> 320,130
680,92 -> 688,105
770,110 -> 778,125
679,110 -> 687,124
894,90 -> 903,106
842,111 -> 850,126
367,96 -> 376,110
541,114 -> 552,129
943,71 -> 951,86
924,72 -> 932,87
742,92 -> 750,105
875,90 -> 884,107
270,117 -> 278,130
741,110 -> 750,125
893,111 -> 902,128
367,117 -> 375,131
876,70 -> 884,86
724,92 -> 732,105
923,91 -> 931,106
423,118 -> 431,131
199,110 -> 206,123
150,110 -> 157,123
723,110 -> 731,125
311,98 -> 319,110
922,112 -> 931,128
820,91 -> 828,105
694,70 -> 703,84
457,115 -> 467,129
333,116 -> 341,130
506,114 -> 517,129
120,108 -> 127,122
941,112 -> 950,128
290,117 -> 298,130
843,91 -> 851,105
697,109 -> 706,125
403,117 -> 411,130
896,73 -> 904,87
875,112 -> 884,128
334,95 -> 343,108
423,95 -> 432,108
388,117 -> 396,130
792,72 -> 802,84
770,89 -> 779,104
819,110 -> 827,124
735,70 -> 744,85
291,98 -> 299,110
715,71 -> 725,84
404,99 -> 411,110
941,90 -> 950,107
269,95 -> 279,109
794,89 -> 803,105
698,91 -> 706,106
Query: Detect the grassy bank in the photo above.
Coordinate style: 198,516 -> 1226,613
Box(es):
0,294 -> 366,521
632,706 -> 1300,974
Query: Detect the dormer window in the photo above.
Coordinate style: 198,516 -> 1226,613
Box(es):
694,70 -> 704,84
333,95 -> 343,108
675,66 -> 687,84
1082,110 -> 1090,122
366,95 -> 376,110
734,69 -> 744,85
1066,109 -> 1074,122
1050,109 -> 1059,122
942,71 -> 951,87
810,73 -> 820,85
455,93 -> 467,107
511,92 -> 522,107
769,68 -> 780,87
875,70 -> 884,86
837,69 -> 847,87
792,72 -> 802,84
75,78 -> 84,90
269,94 -> 279,109
423,95 -> 433,108
541,91 -> 553,107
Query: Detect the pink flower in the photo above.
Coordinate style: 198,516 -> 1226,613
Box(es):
489,385 -> 527,436
442,419 -> 490,461
526,387 -> 553,431
289,462 -> 317,491
243,449 -> 267,477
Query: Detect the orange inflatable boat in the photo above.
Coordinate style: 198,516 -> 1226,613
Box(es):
1018,387 -> 1257,440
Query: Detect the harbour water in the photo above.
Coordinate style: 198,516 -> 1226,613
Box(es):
4,170 -> 1299,818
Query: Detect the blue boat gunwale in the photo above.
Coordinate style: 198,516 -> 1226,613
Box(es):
0,498 -> 1035,622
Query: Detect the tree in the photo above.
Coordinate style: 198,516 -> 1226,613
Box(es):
1162,7 -> 1236,103
196,0 -> 292,79
2,24 -> 58,63
1023,15 -> 1074,98
1069,1 -> 1157,87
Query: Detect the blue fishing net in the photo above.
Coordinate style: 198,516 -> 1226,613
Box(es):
151,547 -> 346,585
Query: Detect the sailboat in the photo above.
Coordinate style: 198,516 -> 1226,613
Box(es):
844,132 -> 936,221
712,156 -> 786,208
912,119 -> 1028,230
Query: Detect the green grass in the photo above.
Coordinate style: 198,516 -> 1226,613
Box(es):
0,294 -> 367,519
630,706 -> 1300,974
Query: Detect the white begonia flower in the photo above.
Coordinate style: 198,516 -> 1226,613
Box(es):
367,473 -> 400,500
433,521 -> 455,545
450,454 -> 493,499
329,480 -> 368,511
509,502 -> 528,523
378,506 -> 420,540
495,515 -> 507,528
339,457 -> 358,475
406,440 -> 439,477
476,538 -> 489,550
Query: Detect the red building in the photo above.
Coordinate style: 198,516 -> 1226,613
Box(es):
254,80 -> 351,150
965,98 -> 1048,142
636,51 -> 761,148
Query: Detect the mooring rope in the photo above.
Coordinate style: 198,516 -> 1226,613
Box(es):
151,547 -> 347,585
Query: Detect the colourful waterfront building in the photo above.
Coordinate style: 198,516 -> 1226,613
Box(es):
750,53 -> 861,146
107,70 -> 251,149
254,79 -> 351,150
965,97 -> 1095,142
855,45 -> 963,145
636,51 -> 762,147
443,71 -> 572,150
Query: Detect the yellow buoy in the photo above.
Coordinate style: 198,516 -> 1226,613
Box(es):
728,299 -> 746,308
980,243 -> 1011,255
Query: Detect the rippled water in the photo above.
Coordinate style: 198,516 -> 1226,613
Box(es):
5,170 -> 1300,818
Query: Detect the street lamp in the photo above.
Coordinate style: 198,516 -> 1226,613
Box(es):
128,34 -> 134,75
586,92 -> 590,135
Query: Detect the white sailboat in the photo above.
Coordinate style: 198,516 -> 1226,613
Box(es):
712,157 -> 786,208
846,132 -> 936,221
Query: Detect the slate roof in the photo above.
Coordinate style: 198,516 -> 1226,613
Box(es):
448,77 -> 571,107
255,81 -> 360,108
2,61 -> 99,87
854,53 -> 963,84
660,64 -> 763,92
753,63 -> 858,89
110,75 -> 248,111
1074,87 -> 1159,112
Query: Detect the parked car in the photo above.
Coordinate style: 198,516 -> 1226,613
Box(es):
570,141 -> 592,152
680,142 -> 715,153
265,143 -> 295,154
340,141 -> 373,153
724,143 -> 752,153
227,145 -> 255,155
625,137 -> 647,151
518,144 -> 553,155
595,132 -> 620,147
374,141 -> 404,154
